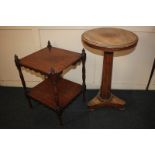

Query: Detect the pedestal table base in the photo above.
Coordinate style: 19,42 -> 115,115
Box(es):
88,92 -> 126,110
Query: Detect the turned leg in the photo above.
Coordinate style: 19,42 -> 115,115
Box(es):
82,49 -> 86,103
50,68 -> 64,126
50,68 -> 60,108
14,55 -> 32,108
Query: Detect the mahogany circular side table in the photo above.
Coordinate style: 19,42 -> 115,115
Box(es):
82,28 -> 138,109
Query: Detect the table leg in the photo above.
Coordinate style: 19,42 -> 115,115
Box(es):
82,49 -> 86,103
88,52 -> 125,109
146,58 -> 155,90
14,55 -> 32,108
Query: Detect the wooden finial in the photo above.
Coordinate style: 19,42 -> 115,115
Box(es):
82,48 -> 85,53
47,40 -> 52,49
82,48 -> 86,60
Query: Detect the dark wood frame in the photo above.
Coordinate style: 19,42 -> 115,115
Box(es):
14,41 -> 86,126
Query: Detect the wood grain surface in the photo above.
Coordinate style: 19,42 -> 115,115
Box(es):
82,28 -> 138,52
20,47 -> 81,75
28,77 -> 82,110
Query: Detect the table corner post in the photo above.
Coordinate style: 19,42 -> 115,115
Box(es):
81,48 -> 86,102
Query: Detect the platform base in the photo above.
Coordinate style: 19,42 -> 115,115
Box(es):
88,93 -> 126,110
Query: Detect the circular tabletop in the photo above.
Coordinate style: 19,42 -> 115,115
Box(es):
82,28 -> 138,52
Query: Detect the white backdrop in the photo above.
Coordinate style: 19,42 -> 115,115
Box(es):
0,26 -> 155,90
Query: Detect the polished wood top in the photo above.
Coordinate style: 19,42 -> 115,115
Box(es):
20,47 -> 81,75
28,77 -> 82,110
82,28 -> 138,51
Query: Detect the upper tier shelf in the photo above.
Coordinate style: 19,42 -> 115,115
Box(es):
20,47 -> 82,75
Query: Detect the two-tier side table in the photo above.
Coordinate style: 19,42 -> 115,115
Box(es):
82,28 -> 138,110
15,41 -> 86,125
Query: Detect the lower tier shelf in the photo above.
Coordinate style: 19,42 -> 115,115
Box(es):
27,78 -> 82,110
